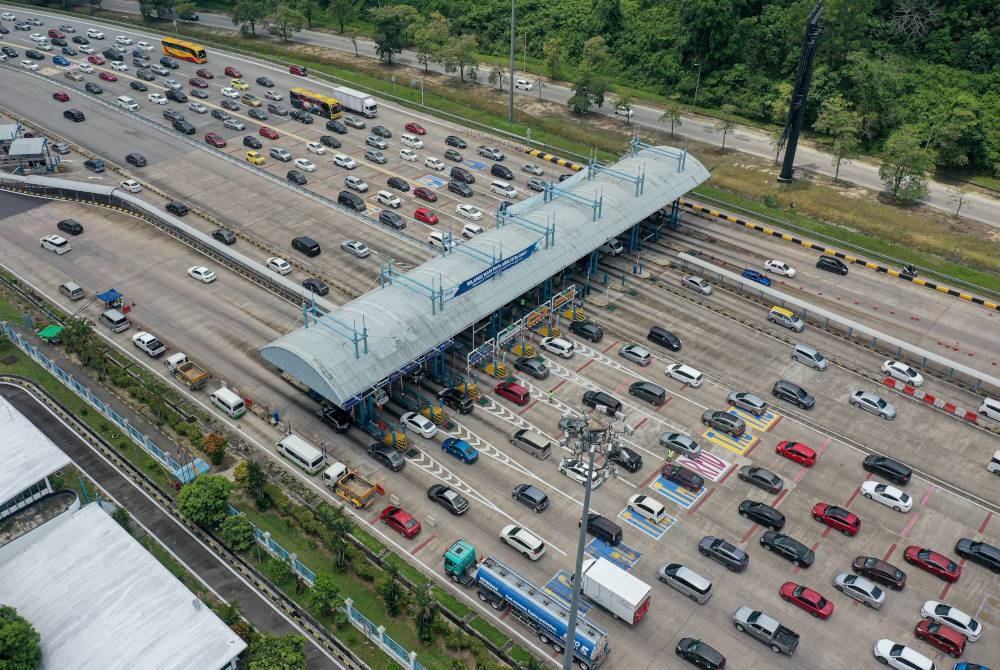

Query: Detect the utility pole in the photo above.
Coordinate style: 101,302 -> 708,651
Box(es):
692,63 -> 701,107
778,0 -> 824,182
508,0 -> 516,123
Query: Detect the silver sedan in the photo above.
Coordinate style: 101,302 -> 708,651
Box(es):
833,573 -> 884,609
850,390 -> 897,420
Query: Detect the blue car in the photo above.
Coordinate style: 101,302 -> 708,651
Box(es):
442,438 -> 478,464
741,268 -> 772,286
52,55 -> 71,67
954,665 -> 992,670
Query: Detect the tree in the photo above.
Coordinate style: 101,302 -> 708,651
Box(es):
220,513 -> 255,551
0,606 -> 41,669
202,432 -> 227,466
174,0 -> 197,20
111,504 -> 133,534
879,127 -> 934,201
177,474 -> 233,529
591,0 -> 624,43
246,632 -> 307,670
950,187 -> 967,216
347,32 -> 359,56
659,104 -> 683,137
234,458 -> 271,509
408,581 -> 439,644
138,0 -> 174,20
813,94 -> 862,182
488,64 -> 506,91
89,0 -> 102,15
377,564 -> 406,616
714,105 -> 738,150
315,503 -> 353,571
567,76 -> 605,115
294,0 -> 320,29
369,5 -> 419,65
411,12 -> 449,74
308,574 -> 344,618
326,0 -> 360,34
542,37 -> 564,79
441,34 -> 478,83
580,36 -> 611,75
270,4 -> 306,41
232,0 -> 272,37
521,656 -> 546,670
615,94 -> 634,125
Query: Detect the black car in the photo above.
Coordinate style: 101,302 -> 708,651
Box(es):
514,356 -> 548,379
61,46 -> 77,55
243,135 -> 262,149
326,119 -> 348,134
955,538 -> 1000,573
444,148 -> 463,162
72,35 -> 89,45
648,325 -> 682,351
662,464 -> 704,491
760,530 -> 814,567
125,152 -> 147,167
448,180 -> 473,197
737,466 -> 783,493
368,443 -> 405,471
255,76 -> 274,87
1,47 -> 17,58
862,454 -> 911,485
211,108 -> 230,121
220,99 -> 240,111
166,89 -> 188,103
136,69 -> 155,81
319,134 -> 341,149
287,170 -> 307,185
316,401 -> 351,432
772,379 -> 815,409
608,446 -> 643,473
292,235 -> 321,257
165,201 -> 190,216
379,210 -> 406,229
372,125 -> 392,138
490,163 -> 515,180
445,135 -> 467,148
160,55 -> 178,68
102,48 -> 121,61
212,228 -> 237,245
84,82 -> 103,94
629,381 -> 667,406
387,176 -> 410,192
246,107 -> 267,121
816,255 -> 849,275
173,119 -> 196,135
852,556 -> 907,590
569,319 -> 603,342
63,108 -> 85,122
129,80 -> 148,92
0,26 -> 8,35
51,37 -> 67,46
512,484 -> 549,512
57,219 -> 84,236
437,388 -> 473,414
163,109 -> 184,123
698,535 -> 749,572
25,49 -> 44,60
427,484 -> 469,515
675,638 -> 726,670
290,109 -> 313,124
83,158 -> 104,172
302,278 -> 328,295
738,500 -> 785,530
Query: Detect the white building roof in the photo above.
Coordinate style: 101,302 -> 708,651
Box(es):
0,503 -> 247,669
0,395 -> 71,504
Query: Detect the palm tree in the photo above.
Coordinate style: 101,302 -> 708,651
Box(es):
111,505 -> 133,534
409,582 -> 439,643
317,504 -> 353,571
659,104 -> 683,137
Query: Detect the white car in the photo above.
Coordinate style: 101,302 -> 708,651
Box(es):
78,45 -> 95,54
306,141 -> 326,155
29,32 -> 46,42
665,363 -> 704,388
119,179 -> 142,193
499,525 -> 545,560
851,390 -> 897,420
40,234 -> 70,254
872,640 -> 934,670
919,601 -> 982,642
424,157 -> 445,171
539,336 -> 574,358
188,266 -> 217,283
340,239 -> 370,258
163,78 -> 182,90
189,102 -> 208,114
681,275 -> 713,295
77,62 -> 94,73
220,87 -> 240,98
86,29 -> 104,39
1,12 -> 16,21
881,359 -> 924,387
264,90 -> 282,101
399,148 -> 418,162
110,61 -> 128,72
627,494 -> 667,524
834,573 -> 884,609
457,204 -> 483,221
20,60 -> 39,71
345,175 -> 368,192
136,41 -> 152,50
376,190 -> 401,208
222,118 -> 246,131
861,481 -> 912,512
36,42 -> 52,51
293,158 -> 317,172
115,35 -> 133,45
400,411 -> 437,439
514,78 -> 534,91
332,153 -> 356,169
148,92 -> 167,104
558,457 -> 604,489
521,163 -> 544,175
59,24 -> 77,33
764,260 -> 796,277
131,331 -> 166,357
266,257 -> 292,275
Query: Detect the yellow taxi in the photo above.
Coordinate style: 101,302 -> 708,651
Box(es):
241,93 -> 262,107
246,150 -> 266,165
231,78 -> 250,91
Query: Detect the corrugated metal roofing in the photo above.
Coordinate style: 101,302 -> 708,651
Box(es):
262,146 -> 709,406
8,137 -> 47,156
0,394 -> 71,505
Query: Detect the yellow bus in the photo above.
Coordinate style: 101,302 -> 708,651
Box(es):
290,87 -> 343,119
161,37 -> 207,64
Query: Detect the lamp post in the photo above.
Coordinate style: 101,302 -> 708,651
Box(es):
509,0 -> 516,123
693,63 -> 701,107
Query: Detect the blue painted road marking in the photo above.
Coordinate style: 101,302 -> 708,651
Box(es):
543,571 -> 591,614
585,538 -> 641,570
463,159 -> 488,171
703,428 -> 758,456
730,407 -> 780,432
650,475 -> 705,509
415,174 -> 446,188
619,507 -> 673,540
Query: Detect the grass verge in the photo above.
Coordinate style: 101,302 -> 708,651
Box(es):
469,616 -> 510,649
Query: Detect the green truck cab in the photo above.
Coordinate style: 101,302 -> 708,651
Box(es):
443,540 -> 477,587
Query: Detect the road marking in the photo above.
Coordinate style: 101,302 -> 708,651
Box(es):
740,523 -> 759,545
677,451 -> 732,482
585,538 -> 642,569
979,510 -> 993,534
702,428 -> 757,456
411,533 -> 436,555
882,543 -> 898,562
844,484 -> 862,507
618,508 -> 673,541
899,513 -> 920,538
772,489 -> 789,509
543,571 -> 592,615
730,408 -> 782,432
601,340 -> 620,354
650,475 -> 705,509
919,485 -> 937,508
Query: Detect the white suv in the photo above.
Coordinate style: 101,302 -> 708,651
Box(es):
86,28 -> 104,39
376,190 -> 400,208
540,337 -> 574,358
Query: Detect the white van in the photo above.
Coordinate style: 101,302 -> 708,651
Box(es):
276,433 -> 326,474
980,397 -> 1000,422
400,133 -> 424,149
791,343 -> 828,370
99,308 -> 131,333
117,95 -> 139,111
490,179 -> 517,199
210,386 -> 246,419
462,222 -> 484,238
320,461 -> 349,487
428,231 -> 457,251
987,450 -> 1000,475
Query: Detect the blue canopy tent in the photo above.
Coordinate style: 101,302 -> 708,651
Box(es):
96,288 -> 124,309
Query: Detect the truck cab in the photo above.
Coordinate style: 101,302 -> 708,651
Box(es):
988,450 -> 1000,475
443,540 -> 477,587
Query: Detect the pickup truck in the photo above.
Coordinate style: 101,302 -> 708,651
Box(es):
331,471 -> 378,509
164,351 -> 209,390
732,607 -> 799,655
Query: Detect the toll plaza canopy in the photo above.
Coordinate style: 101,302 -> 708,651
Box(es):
262,145 -> 710,407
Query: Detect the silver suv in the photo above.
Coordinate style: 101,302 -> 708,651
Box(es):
366,134 -> 388,149
701,410 -> 746,436
365,148 -> 387,164
727,391 -> 767,416
269,146 -> 292,162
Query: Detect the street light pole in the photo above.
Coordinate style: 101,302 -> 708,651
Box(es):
508,0 -> 516,124
693,63 -> 701,107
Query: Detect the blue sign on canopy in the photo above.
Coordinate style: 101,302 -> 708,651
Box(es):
449,241 -> 539,299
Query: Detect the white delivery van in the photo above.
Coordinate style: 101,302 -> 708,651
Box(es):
462,222 -> 484,238
210,386 -> 246,419
980,397 -> 1000,422
276,433 -> 326,474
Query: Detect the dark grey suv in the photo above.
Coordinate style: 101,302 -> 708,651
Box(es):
760,530 -> 815,567
738,465 -> 783,493
379,210 -> 406,229
699,535 -> 749,572
955,538 -> 1000,573
368,443 -> 405,471
701,410 -> 746,436
514,356 -> 549,379
569,320 -> 603,342
772,379 -> 815,409
512,484 -> 549,512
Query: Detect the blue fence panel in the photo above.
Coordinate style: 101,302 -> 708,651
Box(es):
383,633 -> 409,663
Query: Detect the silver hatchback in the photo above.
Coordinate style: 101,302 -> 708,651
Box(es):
658,432 -> 701,458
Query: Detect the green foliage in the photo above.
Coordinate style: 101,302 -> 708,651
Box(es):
714,105 -> 738,150
111,504 -> 133,534
177,474 -> 233,529
369,4 -> 420,65
292,0 -> 320,28
0,605 -> 41,669
408,581 -> 439,644
813,94 -> 862,181
269,4 -> 306,41
245,632 -> 307,670
377,564 -> 406,616
326,0 -> 361,33
261,556 -> 294,586
234,458 -> 272,509
220,513 -> 256,551
307,574 -> 344,617
232,0 -> 273,37
138,0 -> 174,20
880,127 -> 934,201
201,432 -> 227,466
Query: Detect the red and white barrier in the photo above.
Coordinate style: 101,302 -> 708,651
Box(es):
883,377 -> 978,424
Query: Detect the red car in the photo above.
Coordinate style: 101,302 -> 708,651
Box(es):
98,71 -> 117,82
812,503 -> 861,536
414,207 -> 439,224
196,68 -> 214,79
914,619 -> 966,657
289,64 -> 308,76
404,122 -> 426,135
495,381 -> 530,406
779,582 -> 834,619
413,186 -> 437,202
379,505 -> 421,538
48,29 -> 65,39
189,77 -> 208,88
904,545 -> 961,582
776,440 -> 816,467
224,66 -> 242,78
87,54 -> 105,65
259,126 -> 279,139
52,91 -> 70,102
204,132 -> 227,148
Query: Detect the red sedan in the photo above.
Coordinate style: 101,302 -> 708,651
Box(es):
779,582 -> 834,619
189,77 -> 209,88
196,68 -> 214,79
404,122 -> 427,135
812,503 -> 861,536
414,207 -> 439,224
87,54 -> 105,65
224,65 -> 242,78
776,440 -> 817,467
98,71 -> 117,82
259,126 -> 279,139
413,186 -> 438,203
52,91 -> 70,102
914,619 -> 966,658
48,29 -> 65,39
904,545 -> 961,582
205,132 -> 227,148
379,505 -> 421,538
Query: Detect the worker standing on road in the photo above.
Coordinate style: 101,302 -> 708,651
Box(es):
548,390 -> 556,404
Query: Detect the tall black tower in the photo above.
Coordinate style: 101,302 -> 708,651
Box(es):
778,1 -> 824,183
